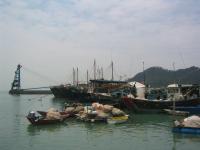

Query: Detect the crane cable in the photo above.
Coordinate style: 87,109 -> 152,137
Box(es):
22,66 -> 60,84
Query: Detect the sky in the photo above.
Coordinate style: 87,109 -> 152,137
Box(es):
0,0 -> 200,90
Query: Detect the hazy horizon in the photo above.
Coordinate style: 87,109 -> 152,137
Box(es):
1,0 -> 200,90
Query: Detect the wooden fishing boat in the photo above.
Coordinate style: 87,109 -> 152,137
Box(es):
26,111 -> 70,125
37,110 -> 71,117
50,79 -> 127,104
172,126 -> 200,134
26,116 -> 66,125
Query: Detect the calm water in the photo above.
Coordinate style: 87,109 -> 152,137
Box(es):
0,92 -> 199,150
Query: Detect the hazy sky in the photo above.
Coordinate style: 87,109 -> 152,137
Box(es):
0,0 -> 200,90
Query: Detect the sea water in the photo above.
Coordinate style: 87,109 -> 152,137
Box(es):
0,92 -> 199,150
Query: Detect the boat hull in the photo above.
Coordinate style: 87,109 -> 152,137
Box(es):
172,106 -> 200,114
26,113 -> 70,125
50,86 -> 120,104
26,117 -> 64,125
122,97 -> 200,112
107,115 -> 129,124
172,127 -> 200,134
37,111 -> 72,117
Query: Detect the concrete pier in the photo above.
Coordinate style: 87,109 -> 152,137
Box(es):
9,89 -> 52,95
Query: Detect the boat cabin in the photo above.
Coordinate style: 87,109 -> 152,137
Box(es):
90,79 -> 128,93
167,84 -> 200,100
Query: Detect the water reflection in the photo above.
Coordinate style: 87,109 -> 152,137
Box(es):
173,133 -> 200,141
27,123 -> 67,136
50,97 -> 67,110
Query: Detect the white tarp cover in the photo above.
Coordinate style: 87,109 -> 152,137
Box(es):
128,82 -> 145,88
182,115 -> 200,128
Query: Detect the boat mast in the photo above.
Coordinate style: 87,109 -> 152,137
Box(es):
143,61 -> 145,85
97,67 -> 100,79
94,59 -> 96,80
73,67 -> 75,85
111,61 -> 114,81
87,70 -> 89,85
101,67 -> 104,79
77,67 -> 79,86
172,62 -> 176,116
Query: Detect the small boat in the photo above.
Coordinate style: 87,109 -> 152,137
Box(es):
75,111 -> 107,123
26,111 -> 70,125
77,116 -> 107,123
107,115 -> 129,124
172,115 -> 200,134
172,126 -> 200,134
37,110 -> 71,117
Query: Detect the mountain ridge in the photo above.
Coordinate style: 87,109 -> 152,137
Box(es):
128,66 -> 200,87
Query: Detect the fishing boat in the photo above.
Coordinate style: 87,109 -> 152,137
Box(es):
26,111 -> 70,125
37,110 -> 73,117
50,60 -> 129,104
123,97 -> 200,112
122,84 -> 200,112
50,85 -> 91,100
50,80 -> 127,104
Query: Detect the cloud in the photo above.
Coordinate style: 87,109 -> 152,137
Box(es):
0,0 -> 200,89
